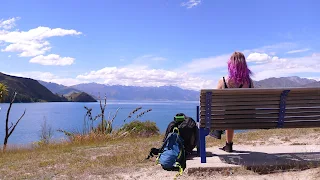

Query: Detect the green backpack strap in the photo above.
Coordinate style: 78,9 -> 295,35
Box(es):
173,162 -> 183,179
172,127 -> 180,135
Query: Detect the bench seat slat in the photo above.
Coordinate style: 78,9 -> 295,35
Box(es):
206,114 -> 279,119
201,116 -> 320,123
200,121 -> 320,129
202,109 -> 279,115
200,112 -> 320,119
208,99 -> 320,106
200,94 -> 319,100
199,92 -> 320,99
200,107 -> 320,114
202,96 -> 320,103
201,88 -> 320,95
200,104 -> 320,110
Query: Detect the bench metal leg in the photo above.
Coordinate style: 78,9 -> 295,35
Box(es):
199,127 -> 209,163
196,105 -> 200,156
196,105 -> 210,163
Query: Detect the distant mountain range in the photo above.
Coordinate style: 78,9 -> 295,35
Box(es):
72,83 -> 199,101
39,76 -> 319,101
0,72 -> 319,102
253,76 -> 318,88
39,81 -> 81,95
39,81 -> 199,101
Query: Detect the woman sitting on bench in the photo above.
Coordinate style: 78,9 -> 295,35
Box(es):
210,51 -> 254,152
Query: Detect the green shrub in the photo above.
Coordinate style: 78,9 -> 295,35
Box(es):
120,120 -> 160,137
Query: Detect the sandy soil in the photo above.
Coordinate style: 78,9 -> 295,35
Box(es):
108,132 -> 320,180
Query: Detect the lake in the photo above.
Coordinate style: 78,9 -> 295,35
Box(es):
0,101 -> 200,145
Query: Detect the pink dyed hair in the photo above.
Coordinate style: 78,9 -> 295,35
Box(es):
227,52 -> 252,85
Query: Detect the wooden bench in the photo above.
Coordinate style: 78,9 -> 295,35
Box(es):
196,87 -> 320,163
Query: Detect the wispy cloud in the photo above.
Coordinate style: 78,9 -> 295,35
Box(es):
126,54 -> 168,69
182,54 -> 229,73
29,54 -> 75,66
0,17 -> 81,66
181,0 -> 201,9
5,71 -> 84,86
286,48 -> 310,54
243,42 -> 297,55
306,77 -> 320,81
134,54 -> 167,62
0,17 -> 20,29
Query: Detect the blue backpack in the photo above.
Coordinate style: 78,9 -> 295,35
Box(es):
156,127 -> 186,175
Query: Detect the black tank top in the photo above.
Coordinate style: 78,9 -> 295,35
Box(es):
223,77 -> 252,88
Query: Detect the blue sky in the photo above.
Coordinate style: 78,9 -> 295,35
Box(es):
0,0 -> 319,90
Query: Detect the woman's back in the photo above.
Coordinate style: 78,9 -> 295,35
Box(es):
222,76 -> 253,89
217,76 -> 254,89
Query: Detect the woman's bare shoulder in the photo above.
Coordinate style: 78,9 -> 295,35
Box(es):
216,77 -> 224,89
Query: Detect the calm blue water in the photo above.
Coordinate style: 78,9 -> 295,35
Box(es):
0,101 -> 199,145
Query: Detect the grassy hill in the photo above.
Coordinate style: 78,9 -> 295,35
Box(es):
65,92 -> 97,102
0,73 -> 67,103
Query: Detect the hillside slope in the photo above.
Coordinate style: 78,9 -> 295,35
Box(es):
0,73 -> 67,103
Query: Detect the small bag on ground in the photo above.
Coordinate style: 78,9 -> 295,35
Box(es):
156,127 -> 186,175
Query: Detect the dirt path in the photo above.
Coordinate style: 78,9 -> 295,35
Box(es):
108,131 -> 320,180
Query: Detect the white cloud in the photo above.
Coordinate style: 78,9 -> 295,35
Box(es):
76,66 -> 215,90
0,17 -> 19,29
0,17 -> 81,65
181,0 -> 201,9
7,71 -> 57,80
182,54 -> 230,73
2,40 -> 51,57
243,42 -> 297,55
150,56 -> 166,61
247,52 -> 272,63
49,78 -> 84,86
5,71 -> 84,86
29,54 -> 75,66
250,53 -> 320,80
0,26 -> 81,57
306,77 -> 320,81
286,48 -> 310,54
133,54 -> 167,63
